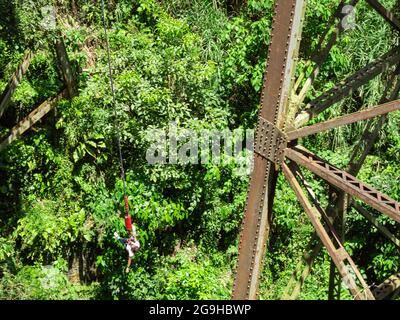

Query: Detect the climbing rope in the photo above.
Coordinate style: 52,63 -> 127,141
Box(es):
100,0 -> 132,231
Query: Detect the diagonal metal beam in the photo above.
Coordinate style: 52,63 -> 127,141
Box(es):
348,64 -> 400,175
372,273 -> 400,299
291,0 -> 360,114
0,90 -> 66,152
294,46 -> 400,127
352,202 -> 400,248
282,162 -> 375,300
287,99 -> 400,140
0,51 -> 34,119
281,235 -> 322,300
285,146 -> 400,223
292,163 -> 376,300
366,0 -> 400,32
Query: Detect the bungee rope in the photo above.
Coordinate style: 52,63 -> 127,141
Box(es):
100,0 -> 132,231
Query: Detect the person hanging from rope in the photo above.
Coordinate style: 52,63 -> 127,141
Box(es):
101,0 -> 142,274
101,3 -> 139,274
114,222 -> 140,273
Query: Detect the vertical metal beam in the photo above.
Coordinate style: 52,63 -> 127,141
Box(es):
232,0 -> 307,300
55,33 -> 78,99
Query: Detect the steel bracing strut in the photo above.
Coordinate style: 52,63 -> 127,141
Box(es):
234,0 -> 400,300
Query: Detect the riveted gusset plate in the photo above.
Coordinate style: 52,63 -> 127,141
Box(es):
254,116 -> 287,165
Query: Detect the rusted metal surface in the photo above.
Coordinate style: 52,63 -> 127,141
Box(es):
293,0 -> 360,112
55,34 -> 78,99
232,0 -> 307,300
254,117 -> 287,165
0,51 -> 34,118
325,66 -> 400,300
372,273 -> 400,299
235,0 -> 400,300
293,163 -> 375,300
366,0 -> 400,32
287,99 -> 400,140
348,65 -> 400,176
282,162 -> 375,300
294,46 -> 400,127
0,90 -> 67,151
285,146 -> 400,223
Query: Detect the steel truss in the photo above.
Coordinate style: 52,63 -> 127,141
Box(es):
233,0 -> 400,300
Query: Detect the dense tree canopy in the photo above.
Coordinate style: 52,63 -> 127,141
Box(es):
0,0 -> 399,300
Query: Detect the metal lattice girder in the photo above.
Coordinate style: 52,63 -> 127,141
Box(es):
290,162 -> 376,300
285,146 -> 400,223
0,90 -> 66,152
293,0 -> 360,109
0,51 -> 33,118
348,64 -> 400,175
323,65 -> 400,300
366,0 -> 400,32
372,273 -> 400,299
235,0 -> 400,301
294,46 -> 400,127
282,162 -> 375,300
287,99 -> 400,140
233,0 -> 307,300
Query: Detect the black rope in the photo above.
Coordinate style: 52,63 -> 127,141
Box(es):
100,0 -> 127,198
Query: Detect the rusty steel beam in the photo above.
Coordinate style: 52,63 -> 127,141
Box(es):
348,64 -> 400,176
55,34 -> 78,99
0,51 -> 34,118
233,0 -> 307,300
282,163 -> 375,300
366,0 -> 400,32
0,90 -> 66,151
352,202 -> 400,248
292,163 -> 376,300
294,46 -> 400,127
293,0 -> 360,94
287,99 -> 400,140
372,273 -> 400,299
285,147 -> 400,223
293,0 -> 360,112
326,66 -> 400,300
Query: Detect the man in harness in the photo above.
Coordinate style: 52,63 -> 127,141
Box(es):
114,224 -> 140,273
114,202 -> 140,273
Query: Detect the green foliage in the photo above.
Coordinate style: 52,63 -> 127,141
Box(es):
158,247 -> 231,299
0,259 -> 97,300
1,0 -> 400,301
